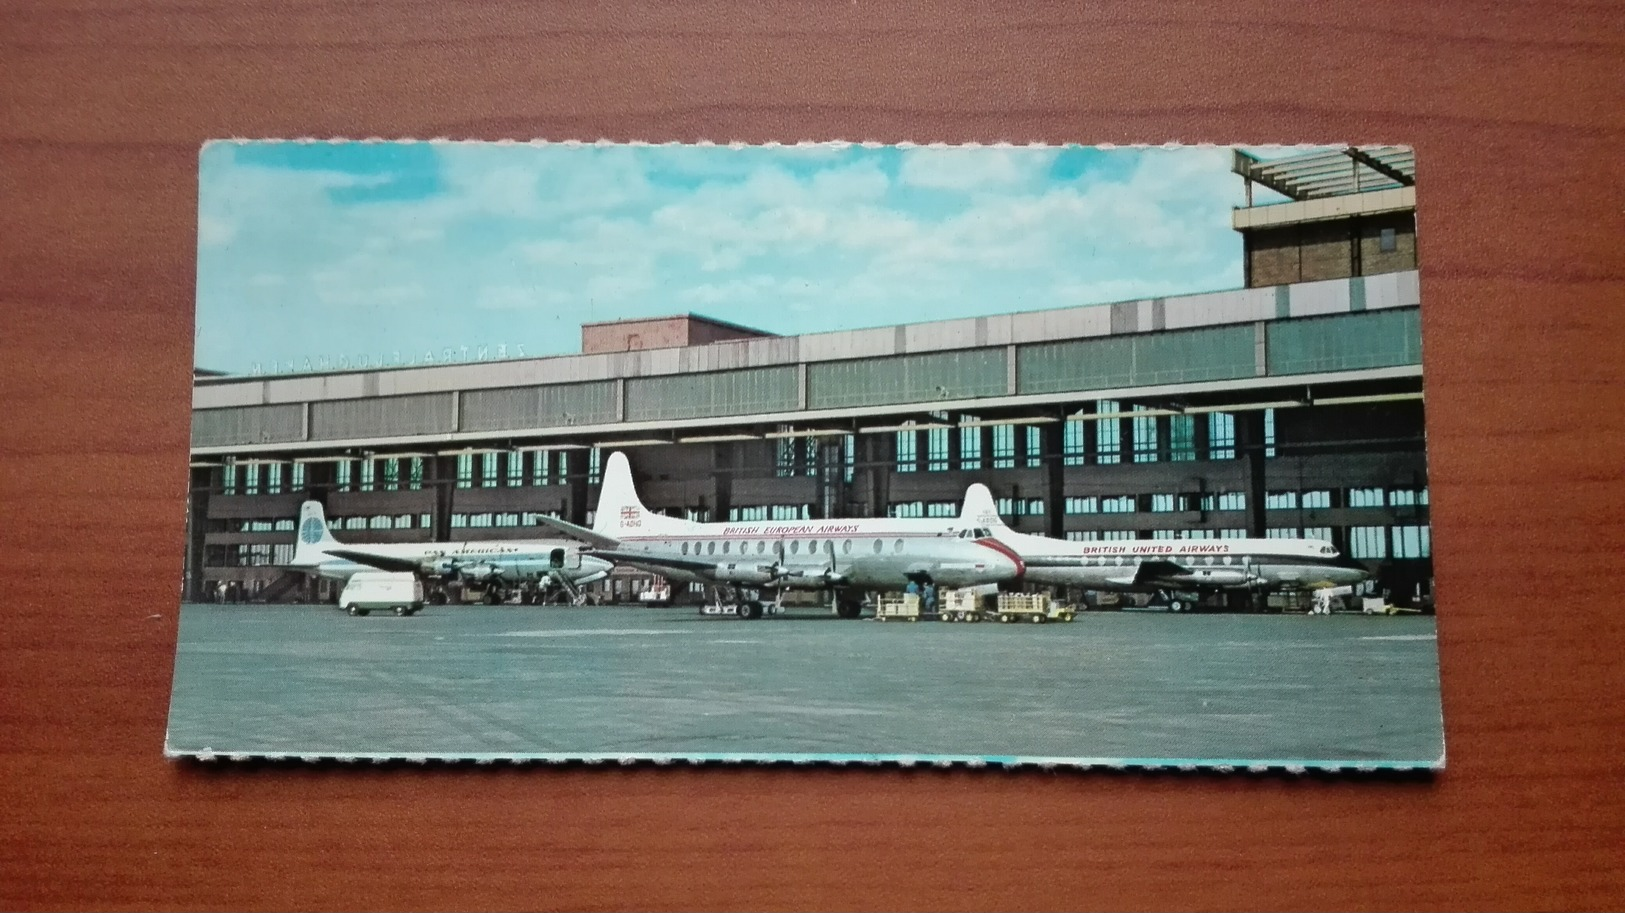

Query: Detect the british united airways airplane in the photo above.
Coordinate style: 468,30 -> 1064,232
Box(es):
534,452 -> 1024,618
955,483 -> 1369,611
287,501 -> 613,604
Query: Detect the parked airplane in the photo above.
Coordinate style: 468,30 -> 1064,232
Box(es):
533,452 -> 1024,619
288,501 -> 613,604
956,484 -> 1370,611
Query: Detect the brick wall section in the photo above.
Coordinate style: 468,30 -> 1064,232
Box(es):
1245,212 -> 1418,287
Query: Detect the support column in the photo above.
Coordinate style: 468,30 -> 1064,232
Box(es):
1041,420 -> 1065,539
1237,412 -> 1268,537
431,456 -> 457,539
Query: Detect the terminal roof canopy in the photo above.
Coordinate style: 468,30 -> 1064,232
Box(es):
1234,146 -> 1415,202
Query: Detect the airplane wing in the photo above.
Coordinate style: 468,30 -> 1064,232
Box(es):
323,548 -> 424,574
532,515 -> 623,550
1133,559 -> 1192,585
588,549 -> 726,573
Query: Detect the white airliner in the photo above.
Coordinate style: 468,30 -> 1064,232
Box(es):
288,501 -> 613,604
534,452 -> 1024,618
956,483 -> 1370,611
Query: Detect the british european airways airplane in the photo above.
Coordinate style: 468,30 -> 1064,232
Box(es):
534,452 -> 1024,619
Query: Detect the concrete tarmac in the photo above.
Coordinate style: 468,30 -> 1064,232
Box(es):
165,603 -> 1444,769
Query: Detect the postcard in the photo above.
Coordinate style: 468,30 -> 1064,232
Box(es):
169,140 -> 1442,770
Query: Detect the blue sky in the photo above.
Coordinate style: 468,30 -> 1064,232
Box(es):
195,141 -> 1312,374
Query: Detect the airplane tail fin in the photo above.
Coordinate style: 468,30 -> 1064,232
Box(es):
593,451 -> 689,537
960,484 -> 1012,530
291,500 -> 341,566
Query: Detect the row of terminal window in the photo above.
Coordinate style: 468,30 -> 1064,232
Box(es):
892,408 -> 1249,472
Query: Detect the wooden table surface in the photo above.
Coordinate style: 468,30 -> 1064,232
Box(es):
3,2 -> 1622,909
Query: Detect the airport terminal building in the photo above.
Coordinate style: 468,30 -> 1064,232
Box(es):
188,147 -> 1430,608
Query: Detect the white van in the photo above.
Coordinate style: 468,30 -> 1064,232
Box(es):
338,571 -> 424,617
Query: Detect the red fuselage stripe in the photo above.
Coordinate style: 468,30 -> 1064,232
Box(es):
975,538 -> 1026,579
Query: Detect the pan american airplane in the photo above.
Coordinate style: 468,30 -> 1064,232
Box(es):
287,501 -> 613,604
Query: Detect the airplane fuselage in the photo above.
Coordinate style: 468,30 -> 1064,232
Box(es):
994,535 -> 1368,593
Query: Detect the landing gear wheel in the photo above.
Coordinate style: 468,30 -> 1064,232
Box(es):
482,591 -> 500,606
1169,599 -> 1185,613
835,599 -> 863,620
739,601 -> 764,620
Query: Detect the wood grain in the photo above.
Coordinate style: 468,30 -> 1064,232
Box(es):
2,1 -> 1623,909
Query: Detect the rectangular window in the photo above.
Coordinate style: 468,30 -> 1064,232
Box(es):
265,463 -> 283,495
382,458 -> 401,491
1065,496 -> 1099,515
1302,526 -> 1333,542
496,513 -> 520,528
1151,493 -> 1177,512
1219,492 -> 1245,511
456,453 -> 473,489
468,512 -> 494,528
335,460 -> 353,492
1170,414 -> 1197,462
1101,530 -> 1137,541
1266,528 -> 1298,539
1064,531 -> 1099,542
1062,419 -> 1085,467
1302,490 -> 1331,509
803,438 -> 818,478
927,427 -> 950,472
1264,408 -> 1277,458
480,452 -> 499,488
1024,426 -> 1043,468
959,426 -> 983,471
895,429 -> 918,473
1095,400 -> 1121,465
1389,488 -> 1427,507
1101,495 -> 1136,514
1151,530 -> 1176,540
1266,491 -> 1298,510
774,436 -> 794,478
291,462 -> 305,490
1024,498 -> 1044,516
1208,412 -> 1236,460
343,516 -> 366,530
531,451 -> 551,486
450,514 -> 468,529
1348,487 -> 1384,508
1179,529 -> 1216,539
889,501 -> 924,519
1380,227 -> 1397,253
844,434 -> 855,483
1350,526 -> 1388,559
1132,406 -> 1158,463
393,514 -> 412,529
243,463 -> 261,495
359,459 -> 375,493
1220,529 -> 1247,539
408,457 -> 423,491
589,448 -> 602,485
1393,525 -> 1431,558
221,463 -> 237,495
506,452 -> 523,488
419,513 -> 431,530
926,501 -> 957,518
369,515 -> 390,530
991,425 -> 1015,469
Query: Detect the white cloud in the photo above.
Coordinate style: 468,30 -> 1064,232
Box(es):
897,146 -> 1060,192
197,214 -> 237,247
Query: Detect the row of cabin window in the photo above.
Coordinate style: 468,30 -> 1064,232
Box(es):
678,538 -> 917,558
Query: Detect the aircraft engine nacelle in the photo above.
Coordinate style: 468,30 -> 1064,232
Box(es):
457,563 -> 505,583
421,558 -> 460,578
1161,568 -> 1256,588
711,563 -> 776,585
